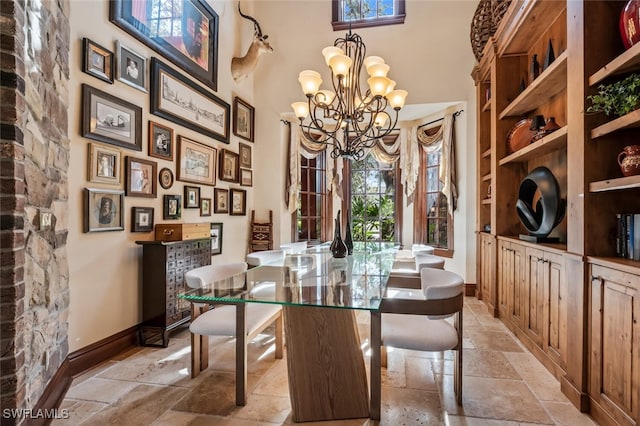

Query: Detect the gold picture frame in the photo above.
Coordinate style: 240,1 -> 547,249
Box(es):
88,143 -> 122,185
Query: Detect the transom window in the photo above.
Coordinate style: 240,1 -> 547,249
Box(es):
332,0 -> 406,31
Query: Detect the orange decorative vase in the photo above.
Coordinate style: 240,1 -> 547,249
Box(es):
617,145 -> 640,176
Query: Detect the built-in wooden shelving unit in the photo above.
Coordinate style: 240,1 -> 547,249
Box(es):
499,126 -> 567,165
482,173 -> 491,181
482,148 -> 491,158
482,98 -> 492,112
589,41 -> 640,86
481,199 -> 492,205
499,51 -> 568,119
590,108 -> 640,139
588,175 -> 640,192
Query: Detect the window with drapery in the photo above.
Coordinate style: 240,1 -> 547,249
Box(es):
411,115 -> 458,257
343,149 -> 402,243
294,152 -> 331,244
331,0 -> 406,31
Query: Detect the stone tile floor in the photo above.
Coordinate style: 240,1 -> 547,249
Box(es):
54,297 -> 598,425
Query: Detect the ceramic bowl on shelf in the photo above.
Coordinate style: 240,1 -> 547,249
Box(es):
506,118 -> 537,154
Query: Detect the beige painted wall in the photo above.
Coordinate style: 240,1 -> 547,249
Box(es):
66,0 -> 478,351
67,0 -> 255,351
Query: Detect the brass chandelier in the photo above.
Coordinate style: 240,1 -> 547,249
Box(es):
291,30 -> 408,161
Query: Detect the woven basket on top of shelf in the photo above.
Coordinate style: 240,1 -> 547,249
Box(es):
470,0 -> 512,61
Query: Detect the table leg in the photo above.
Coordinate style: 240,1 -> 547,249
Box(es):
370,310 -> 381,421
236,303 -> 247,406
283,305 -> 369,422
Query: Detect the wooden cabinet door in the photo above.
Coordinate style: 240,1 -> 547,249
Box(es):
590,265 -> 640,426
511,243 -> 526,329
480,234 -> 495,311
497,240 -> 512,317
544,251 -> 566,368
525,247 -> 545,347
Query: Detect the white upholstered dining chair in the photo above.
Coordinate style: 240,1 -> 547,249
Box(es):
184,262 -> 283,383
246,249 -> 286,268
380,267 -> 464,405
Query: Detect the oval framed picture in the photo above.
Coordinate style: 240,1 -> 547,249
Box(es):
159,167 -> 174,189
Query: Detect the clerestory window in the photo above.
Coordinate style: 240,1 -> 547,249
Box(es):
332,0 -> 406,31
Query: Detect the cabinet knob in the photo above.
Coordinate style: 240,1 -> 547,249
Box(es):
591,275 -> 602,283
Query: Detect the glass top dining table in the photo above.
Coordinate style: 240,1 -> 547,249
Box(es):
179,241 -> 399,310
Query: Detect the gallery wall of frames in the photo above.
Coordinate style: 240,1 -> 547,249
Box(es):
80,0 -> 256,258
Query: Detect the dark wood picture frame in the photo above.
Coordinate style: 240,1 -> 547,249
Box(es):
150,58 -> 229,143
210,222 -> 223,255
163,194 -> 182,220
184,185 -> 201,208
230,188 -> 247,216
240,168 -> 253,187
83,188 -> 125,232
82,38 -> 114,84
219,149 -> 239,183
131,206 -> 154,232
213,188 -> 228,213
115,41 -> 147,92
158,167 -> 174,190
200,198 -> 212,216
239,142 -> 252,168
177,136 -> 217,186
148,121 -> 174,161
82,84 -> 142,151
233,96 -> 255,142
110,0 -> 219,91
125,156 -> 157,198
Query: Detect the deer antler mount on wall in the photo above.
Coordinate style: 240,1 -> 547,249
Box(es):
231,2 -> 273,83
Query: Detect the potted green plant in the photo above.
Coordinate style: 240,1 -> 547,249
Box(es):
587,73 -> 640,116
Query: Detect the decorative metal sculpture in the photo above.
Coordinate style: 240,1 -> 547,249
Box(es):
515,166 -> 566,243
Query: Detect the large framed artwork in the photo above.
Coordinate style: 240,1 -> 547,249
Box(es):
110,0 -> 219,91
150,58 -> 229,143
83,188 -> 125,232
82,84 -> 142,151
177,136 -> 217,186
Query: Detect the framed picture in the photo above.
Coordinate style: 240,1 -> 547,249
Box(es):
239,142 -> 252,168
159,167 -> 174,190
131,207 -> 154,232
115,41 -> 147,92
82,84 -> 142,151
230,188 -> 247,216
240,168 -> 253,187
110,0 -> 219,91
218,149 -> 239,183
148,121 -> 174,161
200,198 -> 212,217
233,97 -> 255,142
83,188 -> 124,232
150,58 -> 229,143
213,188 -> 228,213
88,143 -> 121,185
125,156 -> 157,198
177,136 -> 217,186
210,222 -> 223,255
163,194 -> 182,220
184,185 -> 200,208
82,38 -> 114,84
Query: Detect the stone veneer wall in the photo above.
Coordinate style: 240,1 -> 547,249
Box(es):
0,0 -> 70,421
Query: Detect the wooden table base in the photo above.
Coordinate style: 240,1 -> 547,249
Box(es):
283,305 -> 370,422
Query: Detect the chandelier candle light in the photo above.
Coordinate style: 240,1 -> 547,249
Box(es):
292,30 -> 408,161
